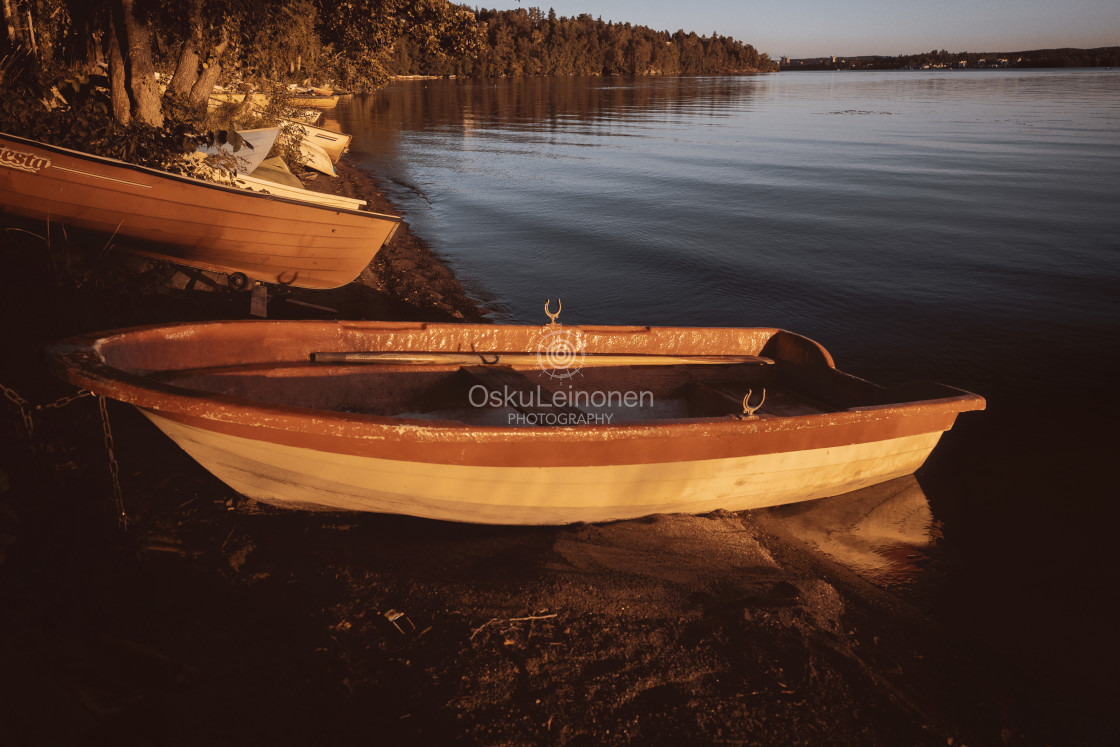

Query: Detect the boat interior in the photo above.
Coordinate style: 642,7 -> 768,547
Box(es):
73,323 -> 978,428
148,357 -> 946,426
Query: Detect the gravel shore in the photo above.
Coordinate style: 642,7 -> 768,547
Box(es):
0,156 -> 1108,745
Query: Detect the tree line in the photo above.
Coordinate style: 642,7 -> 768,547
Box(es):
2,0 -> 772,140
2,0 -> 481,127
387,7 -> 777,78
785,46 -> 1120,71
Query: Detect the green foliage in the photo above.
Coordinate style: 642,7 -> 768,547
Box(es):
245,1 -> 323,81
1,47 -> 34,89
317,0 -> 483,90
1,68 -> 200,171
399,7 -> 778,78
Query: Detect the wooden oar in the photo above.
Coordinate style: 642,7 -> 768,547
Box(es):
310,351 -> 773,367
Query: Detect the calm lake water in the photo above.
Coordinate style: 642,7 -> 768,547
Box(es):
334,70 -> 1120,705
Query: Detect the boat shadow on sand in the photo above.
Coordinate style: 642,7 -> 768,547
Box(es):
2,390 -> 1088,746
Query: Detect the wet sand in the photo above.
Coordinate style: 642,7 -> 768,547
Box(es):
0,158 -> 1109,745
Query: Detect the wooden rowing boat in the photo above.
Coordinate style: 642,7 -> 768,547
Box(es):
0,132 -> 400,289
47,320 -> 985,525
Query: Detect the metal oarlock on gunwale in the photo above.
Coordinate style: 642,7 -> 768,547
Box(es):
739,388 -> 766,420
545,298 -> 562,325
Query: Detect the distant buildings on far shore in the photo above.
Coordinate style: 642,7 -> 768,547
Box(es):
781,56 -> 1016,70
776,47 -> 1118,71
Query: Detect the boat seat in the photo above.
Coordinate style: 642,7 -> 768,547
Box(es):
689,380 -> 840,418
687,382 -> 750,417
460,366 -> 587,418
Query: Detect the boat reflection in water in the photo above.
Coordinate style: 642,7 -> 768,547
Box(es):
761,475 -> 938,588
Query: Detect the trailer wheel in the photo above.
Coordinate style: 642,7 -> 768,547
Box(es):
228,272 -> 249,291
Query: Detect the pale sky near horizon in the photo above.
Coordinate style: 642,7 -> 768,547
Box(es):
476,1 -> 1120,59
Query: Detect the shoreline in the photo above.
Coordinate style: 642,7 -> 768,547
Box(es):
0,147 -> 488,331
0,140 -> 1110,744
296,157 -> 488,323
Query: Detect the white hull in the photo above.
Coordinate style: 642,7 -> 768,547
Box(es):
233,173 -> 366,210
282,119 -> 351,163
143,410 -> 943,525
197,127 -> 280,174
299,140 -> 337,176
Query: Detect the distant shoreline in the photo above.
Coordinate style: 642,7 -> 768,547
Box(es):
779,45 -> 1118,71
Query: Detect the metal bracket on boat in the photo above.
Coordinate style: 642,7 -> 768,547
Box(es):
544,298 -> 562,325
739,388 -> 766,420
250,282 -> 268,317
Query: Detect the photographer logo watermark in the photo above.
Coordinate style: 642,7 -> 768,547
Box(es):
534,298 -> 584,379
467,383 -> 653,426
465,298 -> 654,424
534,324 -> 585,379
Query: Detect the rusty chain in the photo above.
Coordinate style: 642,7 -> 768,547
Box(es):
97,394 -> 128,530
2,381 -> 95,449
2,380 -> 126,528
1,381 -> 38,443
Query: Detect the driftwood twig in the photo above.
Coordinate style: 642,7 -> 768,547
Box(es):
470,613 -> 558,641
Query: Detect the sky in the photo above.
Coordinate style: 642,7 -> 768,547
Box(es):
476,1 -> 1120,59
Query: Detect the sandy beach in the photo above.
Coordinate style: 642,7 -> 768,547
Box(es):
0,155 -> 1109,745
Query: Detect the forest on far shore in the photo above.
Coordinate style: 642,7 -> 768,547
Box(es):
1,1 -> 774,179
386,7 -> 777,78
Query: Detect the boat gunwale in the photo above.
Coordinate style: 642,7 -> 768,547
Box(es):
0,131 -> 400,223
47,320 -> 986,447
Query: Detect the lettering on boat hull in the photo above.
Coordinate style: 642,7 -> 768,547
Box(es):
0,146 -> 50,173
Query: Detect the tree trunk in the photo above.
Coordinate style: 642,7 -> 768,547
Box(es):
3,0 -> 18,45
108,25 -> 131,126
63,1 -> 102,72
24,9 -> 35,55
115,0 -> 163,126
187,30 -> 229,117
167,0 -> 202,96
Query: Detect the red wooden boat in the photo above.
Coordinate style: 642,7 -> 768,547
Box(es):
48,319 -> 984,525
0,132 -> 400,289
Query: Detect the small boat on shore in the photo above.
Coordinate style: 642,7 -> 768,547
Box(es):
234,169 -> 366,210
286,108 -> 323,125
196,126 -> 279,174
289,94 -> 340,109
209,91 -> 270,108
48,320 -> 984,525
282,119 -> 351,163
289,84 -> 336,97
297,138 -> 337,176
0,132 -> 399,289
